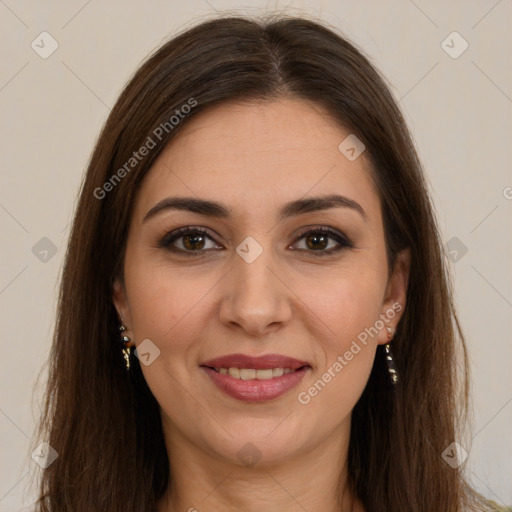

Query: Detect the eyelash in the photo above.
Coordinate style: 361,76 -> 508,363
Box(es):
157,225 -> 354,258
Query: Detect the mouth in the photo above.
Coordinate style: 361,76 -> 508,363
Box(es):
200,353 -> 311,402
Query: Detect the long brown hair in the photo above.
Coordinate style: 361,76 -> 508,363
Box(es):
32,14 -> 492,511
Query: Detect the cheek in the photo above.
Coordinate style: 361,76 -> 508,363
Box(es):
124,253 -> 216,344
293,267 -> 385,402
124,259 -> 216,405
294,314 -> 380,424
299,265 -> 386,344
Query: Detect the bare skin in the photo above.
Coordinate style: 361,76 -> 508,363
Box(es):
113,97 -> 410,512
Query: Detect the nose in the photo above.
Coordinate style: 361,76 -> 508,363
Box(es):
218,243 -> 292,337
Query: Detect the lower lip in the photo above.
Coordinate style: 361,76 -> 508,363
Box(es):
201,366 -> 310,402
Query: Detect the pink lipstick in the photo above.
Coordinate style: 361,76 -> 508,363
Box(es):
200,353 -> 311,402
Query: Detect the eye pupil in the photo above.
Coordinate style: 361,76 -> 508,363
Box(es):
183,233 -> 205,250
306,234 -> 328,250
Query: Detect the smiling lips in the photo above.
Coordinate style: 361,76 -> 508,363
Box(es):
200,353 -> 311,402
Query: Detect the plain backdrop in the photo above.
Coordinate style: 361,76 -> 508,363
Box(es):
0,0 -> 511,509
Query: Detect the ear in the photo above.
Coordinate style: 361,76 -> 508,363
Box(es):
113,277 -> 133,340
377,248 -> 410,346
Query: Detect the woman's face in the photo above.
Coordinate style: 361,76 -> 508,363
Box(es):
114,97 -> 408,467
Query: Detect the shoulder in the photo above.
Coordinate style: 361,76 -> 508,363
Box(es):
487,502 -> 512,512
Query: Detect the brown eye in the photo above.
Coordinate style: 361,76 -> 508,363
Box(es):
158,225 -> 353,258
181,233 -> 206,251
292,227 -> 353,257
304,232 -> 330,251
158,227 -> 222,254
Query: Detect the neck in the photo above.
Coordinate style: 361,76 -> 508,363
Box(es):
157,415 -> 364,512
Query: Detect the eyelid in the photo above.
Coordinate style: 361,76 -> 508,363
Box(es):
289,225 -> 354,256
157,225 -> 221,250
293,225 -> 352,245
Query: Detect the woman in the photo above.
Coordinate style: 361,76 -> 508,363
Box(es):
32,14 -> 498,511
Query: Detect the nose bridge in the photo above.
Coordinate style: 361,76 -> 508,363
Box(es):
219,238 -> 291,334
234,248 -> 275,297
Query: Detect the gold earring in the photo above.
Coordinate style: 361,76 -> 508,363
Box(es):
119,323 -> 133,371
385,326 -> 398,384
115,304 -> 134,371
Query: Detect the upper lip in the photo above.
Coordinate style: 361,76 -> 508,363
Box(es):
200,353 -> 310,370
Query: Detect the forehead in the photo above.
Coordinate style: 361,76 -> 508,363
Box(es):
133,97 -> 380,225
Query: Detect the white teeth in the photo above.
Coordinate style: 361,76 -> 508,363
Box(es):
240,369 -> 256,380
228,367 -> 240,378
215,367 -> 300,380
253,369 -> 273,380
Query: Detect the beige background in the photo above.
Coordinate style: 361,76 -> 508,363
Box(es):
1,0 -> 511,509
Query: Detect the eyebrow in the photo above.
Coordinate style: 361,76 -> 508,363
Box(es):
143,194 -> 368,224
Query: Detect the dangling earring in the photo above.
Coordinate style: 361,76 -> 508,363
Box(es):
385,326 -> 398,384
119,323 -> 134,371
